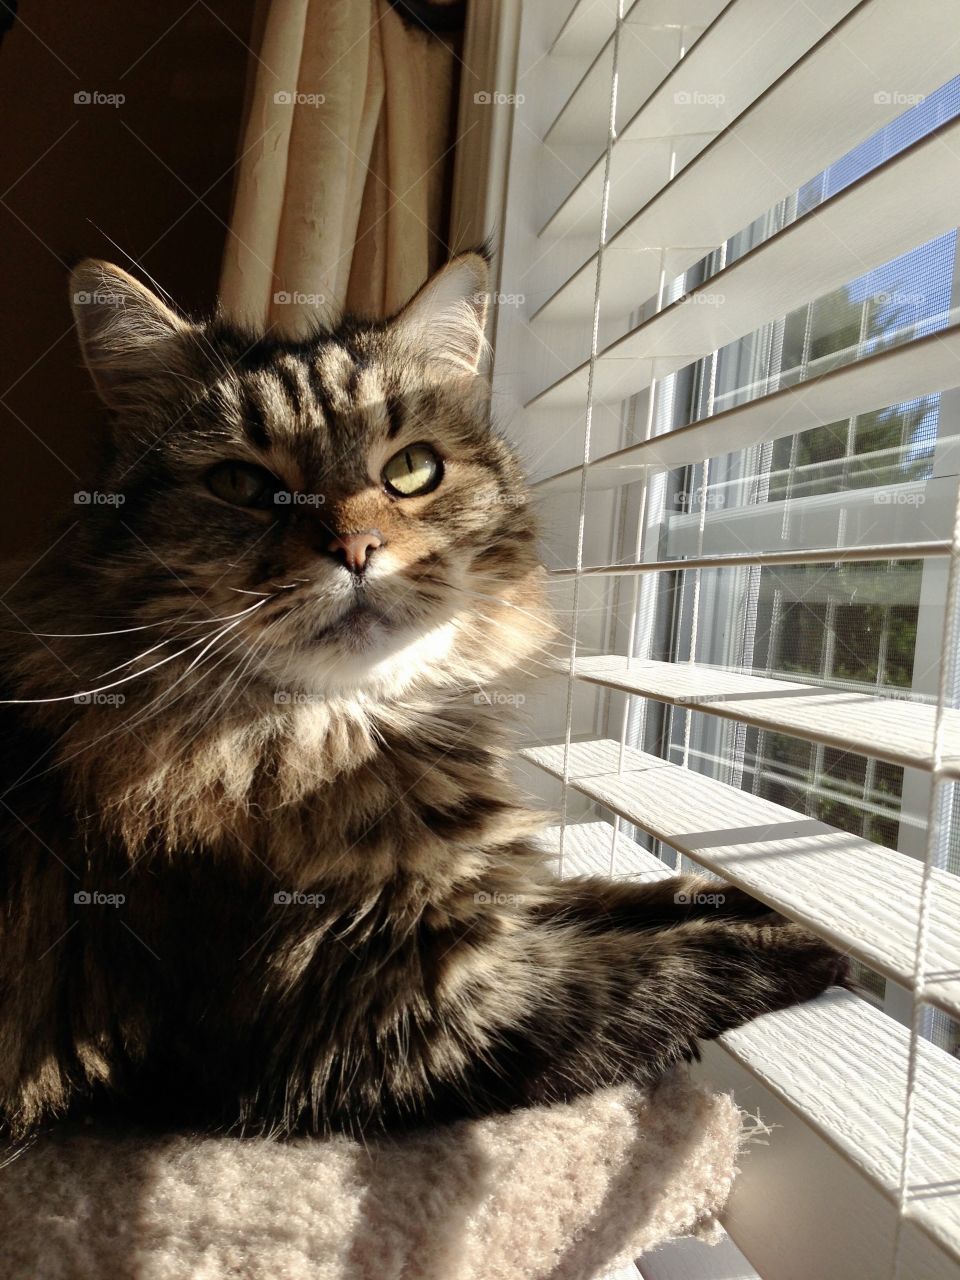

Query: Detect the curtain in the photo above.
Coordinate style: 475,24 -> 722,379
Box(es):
219,0 -> 462,337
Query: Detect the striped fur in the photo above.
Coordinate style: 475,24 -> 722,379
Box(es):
0,257 -> 845,1139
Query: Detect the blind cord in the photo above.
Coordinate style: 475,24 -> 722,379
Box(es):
557,0 -> 624,876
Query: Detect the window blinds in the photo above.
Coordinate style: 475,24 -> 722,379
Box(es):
485,1 -> 960,1277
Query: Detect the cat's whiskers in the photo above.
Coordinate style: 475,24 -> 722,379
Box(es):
0,600 -> 271,707
145,614 -> 295,788
91,643 -> 256,811
180,610 -> 263,680
29,598 -> 279,639
94,637 -> 173,679
183,611 -> 290,739
68,614 -> 277,788
91,599 -> 276,679
6,610 -> 273,799
104,628 -> 262,760
229,580 -> 307,598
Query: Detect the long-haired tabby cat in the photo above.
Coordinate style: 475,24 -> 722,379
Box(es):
0,254 -> 845,1139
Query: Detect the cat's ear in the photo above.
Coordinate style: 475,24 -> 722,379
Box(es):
391,253 -> 489,375
69,260 -> 198,409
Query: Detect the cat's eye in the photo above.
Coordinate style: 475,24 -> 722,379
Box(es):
206,461 -> 280,509
382,443 -> 443,498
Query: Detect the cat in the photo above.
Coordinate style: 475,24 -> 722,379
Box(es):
0,253 -> 846,1139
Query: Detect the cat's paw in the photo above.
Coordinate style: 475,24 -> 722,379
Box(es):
758,921 -> 850,1009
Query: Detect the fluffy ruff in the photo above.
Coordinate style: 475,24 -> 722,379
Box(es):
0,1072 -> 740,1280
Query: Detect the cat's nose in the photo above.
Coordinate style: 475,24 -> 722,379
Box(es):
326,529 -> 383,575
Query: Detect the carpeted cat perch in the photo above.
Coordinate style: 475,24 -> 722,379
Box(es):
0,1072 -> 742,1280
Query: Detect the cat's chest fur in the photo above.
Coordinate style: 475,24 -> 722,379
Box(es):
75,695 -> 528,895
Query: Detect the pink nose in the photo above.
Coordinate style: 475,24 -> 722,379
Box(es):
327,529 -> 383,575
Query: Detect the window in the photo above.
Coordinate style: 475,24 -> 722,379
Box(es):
468,1 -> 960,1276
623,76 -> 960,1058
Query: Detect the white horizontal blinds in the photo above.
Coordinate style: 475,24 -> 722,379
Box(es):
526,740 -> 960,1021
542,803 -> 960,1270
895,447 -> 960,1275
545,0 -> 729,149
570,657 -> 960,775
555,0 -> 624,877
491,0 -> 960,1276
533,322 -> 960,494
542,0 -> 865,240
537,0 -> 960,285
529,114 -> 960,408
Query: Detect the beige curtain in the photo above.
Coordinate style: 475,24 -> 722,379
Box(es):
220,0 -> 460,338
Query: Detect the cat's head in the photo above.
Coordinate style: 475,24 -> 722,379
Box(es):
67,255 -> 548,704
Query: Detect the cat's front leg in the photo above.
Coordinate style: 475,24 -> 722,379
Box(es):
240,887 -> 846,1136
454,913 -> 848,1108
541,870 -> 782,930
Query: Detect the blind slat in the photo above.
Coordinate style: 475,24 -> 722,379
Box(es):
537,820 -> 670,879
545,0 -> 727,146
571,655 -> 960,774
721,991 -> 960,1267
522,741 -> 960,1019
551,0 -> 723,60
531,812 -> 960,1273
700,1037 -> 958,1280
530,117 -> 960,407
532,322 -> 960,491
550,0 -> 618,59
547,543 -> 953,576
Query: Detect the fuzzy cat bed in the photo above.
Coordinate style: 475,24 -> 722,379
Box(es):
0,1073 -> 742,1280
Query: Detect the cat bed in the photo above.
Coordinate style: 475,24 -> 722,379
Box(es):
0,1072 -> 742,1280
